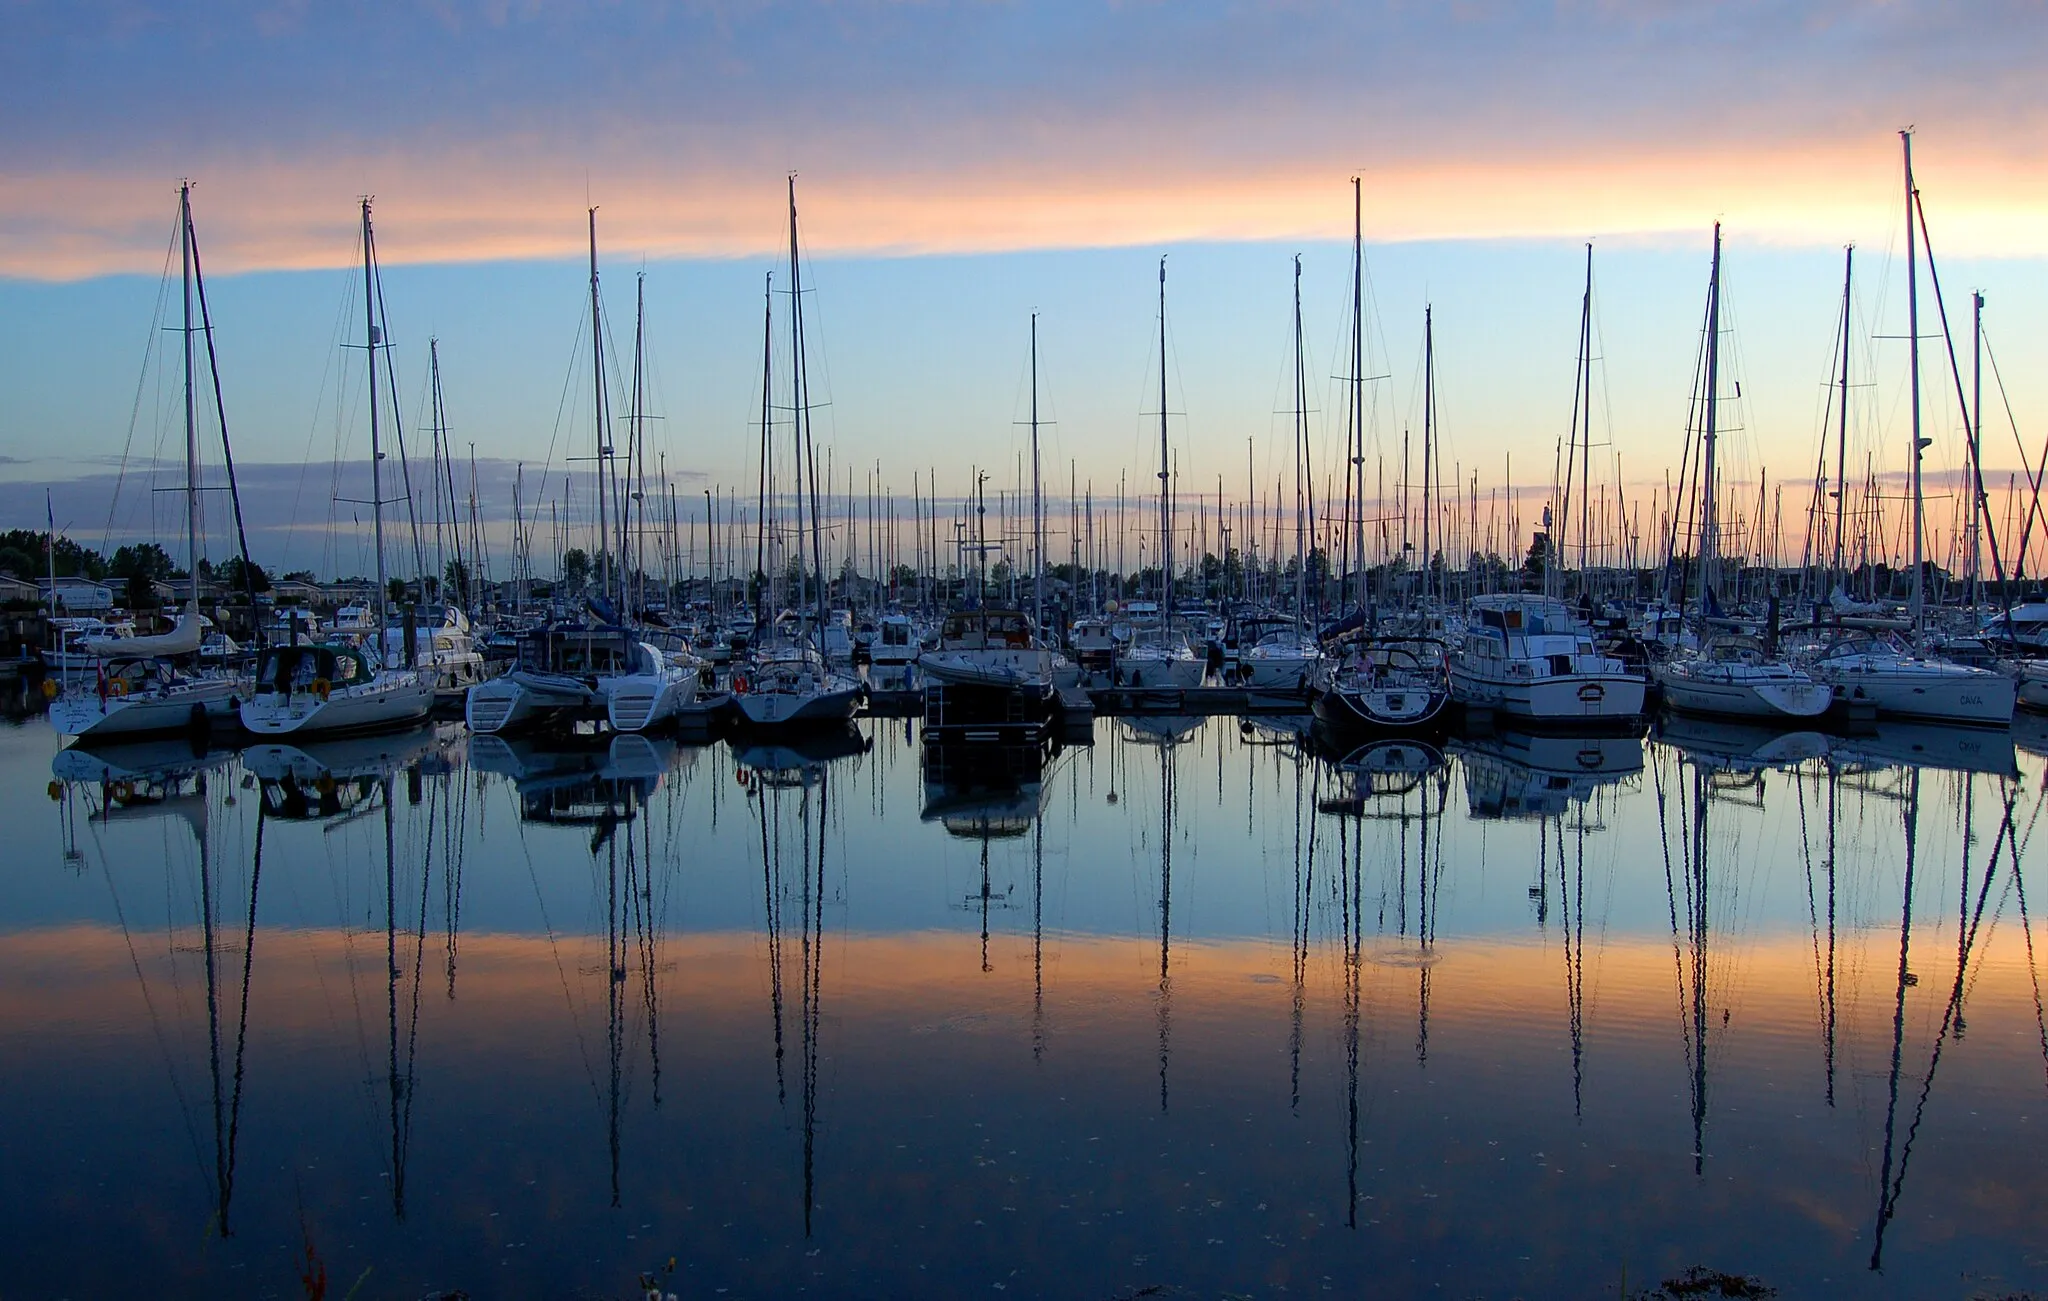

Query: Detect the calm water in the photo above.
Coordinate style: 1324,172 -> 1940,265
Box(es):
5,709 -> 2048,1299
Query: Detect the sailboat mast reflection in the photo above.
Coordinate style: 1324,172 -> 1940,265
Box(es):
746,752 -> 834,1237
1870,772 -> 2020,1271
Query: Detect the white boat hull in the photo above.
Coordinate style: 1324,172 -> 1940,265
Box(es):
733,680 -> 863,727
49,677 -> 244,739
239,672 -> 435,737
1811,666 -> 2014,725
1656,669 -> 1833,720
1451,667 -> 1646,723
606,670 -> 696,733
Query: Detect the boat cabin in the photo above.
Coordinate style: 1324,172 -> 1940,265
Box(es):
939,609 -> 1036,649
254,643 -> 376,696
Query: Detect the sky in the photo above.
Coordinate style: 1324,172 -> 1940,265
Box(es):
4,1 -> 2048,578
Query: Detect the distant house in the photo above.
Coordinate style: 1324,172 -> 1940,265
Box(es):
270,579 -> 323,607
0,575 -> 39,605
38,577 -> 116,612
151,578 -> 227,606
319,580 -> 376,608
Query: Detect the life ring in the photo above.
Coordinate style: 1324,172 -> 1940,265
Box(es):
46,780 -> 62,801
109,780 -> 134,802
733,673 -> 750,695
108,679 -> 129,697
39,678 -> 57,700
736,767 -> 752,788
312,678 -> 333,700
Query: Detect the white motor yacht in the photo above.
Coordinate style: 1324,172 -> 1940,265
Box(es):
917,608 -> 1065,702
1450,594 -> 1646,725
866,612 -> 923,692
378,604 -> 490,703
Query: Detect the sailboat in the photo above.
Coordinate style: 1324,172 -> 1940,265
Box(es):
1114,258 -> 1204,692
466,212 -> 698,736
239,200 -> 434,738
1239,257 -> 1323,693
1796,136 -> 2013,726
49,183 -> 252,740
1312,203 -> 1453,731
918,314 -> 1072,702
1653,227 -> 1833,721
732,179 -> 863,730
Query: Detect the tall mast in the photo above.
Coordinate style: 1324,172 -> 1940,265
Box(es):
1904,130 -> 1925,627
1422,304 -> 1434,610
1158,257 -> 1172,620
631,270 -> 647,616
181,182 -> 199,610
1579,245 -> 1593,594
588,208 -> 610,607
1971,290 -> 1984,607
789,176 -> 828,652
362,199 -> 391,635
1831,246 -> 1854,583
1350,178 -> 1366,613
756,272 -> 774,626
1698,223 -> 1723,612
1031,311 -> 1044,629
1293,255 -> 1308,625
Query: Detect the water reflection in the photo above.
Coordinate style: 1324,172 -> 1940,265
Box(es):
14,713 -> 2048,1296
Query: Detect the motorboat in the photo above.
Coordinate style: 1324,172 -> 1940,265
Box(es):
917,608 -> 1065,702
1450,594 -> 1646,726
377,604 -> 490,703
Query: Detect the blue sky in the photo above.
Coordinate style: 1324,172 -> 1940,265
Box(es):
4,2 -> 2046,575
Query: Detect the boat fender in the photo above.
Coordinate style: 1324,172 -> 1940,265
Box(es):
46,780 -> 62,801
734,674 -> 750,695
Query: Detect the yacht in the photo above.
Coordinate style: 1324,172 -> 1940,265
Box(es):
866,612 -> 923,692
45,185 -> 250,739
1799,631 -> 2014,726
1237,622 -> 1322,692
1309,635 -> 1451,731
1449,594 -> 1646,726
377,604 -> 490,703
238,639 -> 434,737
732,641 -> 862,728
917,608 -> 1065,702
1654,633 -> 1833,720
465,624 -> 694,735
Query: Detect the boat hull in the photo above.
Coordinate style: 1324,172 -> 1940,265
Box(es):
49,677 -> 244,739
238,674 -> 435,738
1656,670 -> 1834,720
733,682 -> 863,728
1810,667 -> 2015,725
1450,667 -> 1646,725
